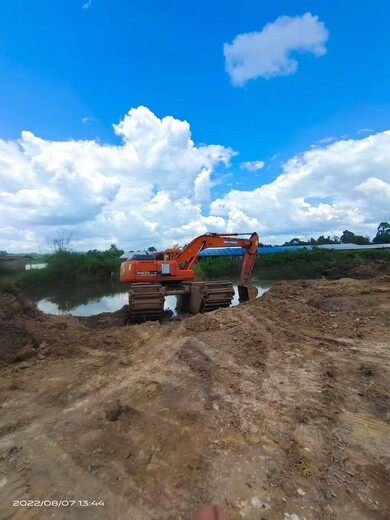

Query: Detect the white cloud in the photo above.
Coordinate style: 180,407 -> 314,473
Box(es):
316,136 -> 336,145
240,160 -> 265,172
82,117 -> 97,124
210,132 -> 390,239
0,107 -> 389,252
224,12 -> 328,86
0,107 -> 234,252
82,0 -> 93,10
357,128 -> 374,135
194,169 -> 216,204
355,177 -> 390,205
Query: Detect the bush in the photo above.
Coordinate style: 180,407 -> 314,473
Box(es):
3,246 -> 389,289
5,247 -> 124,289
199,248 -> 390,280
199,256 -> 242,278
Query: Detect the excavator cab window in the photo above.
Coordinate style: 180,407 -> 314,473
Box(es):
161,263 -> 170,275
129,253 -> 153,260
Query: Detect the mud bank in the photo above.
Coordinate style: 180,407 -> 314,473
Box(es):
0,277 -> 389,519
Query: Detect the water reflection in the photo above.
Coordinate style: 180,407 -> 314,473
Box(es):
38,292 -> 130,316
27,280 -> 130,315
30,279 -> 274,317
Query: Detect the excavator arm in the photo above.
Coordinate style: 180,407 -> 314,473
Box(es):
172,232 -> 259,301
170,232 -> 259,269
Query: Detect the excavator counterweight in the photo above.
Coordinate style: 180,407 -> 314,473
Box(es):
120,232 -> 259,322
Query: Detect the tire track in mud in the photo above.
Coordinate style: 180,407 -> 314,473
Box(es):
1,276 -> 390,519
297,337 -> 390,519
0,327 -> 191,520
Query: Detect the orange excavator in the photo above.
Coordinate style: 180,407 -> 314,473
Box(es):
120,232 -> 259,322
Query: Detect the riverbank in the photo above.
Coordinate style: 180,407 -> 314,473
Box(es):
200,248 -> 390,280
1,248 -> 389,293
0,276 -> 389,519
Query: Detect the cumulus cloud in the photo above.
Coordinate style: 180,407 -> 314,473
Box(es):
0,107 -> 389,252
240,160 -> 265,172
0,107 -> 234,252
224,12 -> 328,86
210,132 -> 390,239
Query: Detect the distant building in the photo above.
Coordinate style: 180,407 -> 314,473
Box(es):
0,255 -> 29,271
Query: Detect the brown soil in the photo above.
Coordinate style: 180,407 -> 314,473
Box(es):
349,260 -> 390,279
0,277 -> 389,520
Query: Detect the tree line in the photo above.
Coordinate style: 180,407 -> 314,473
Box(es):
282,222 -> 390,247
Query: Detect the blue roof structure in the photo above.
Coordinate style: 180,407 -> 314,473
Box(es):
198,243 -> 390,257
120,243 -> 390,260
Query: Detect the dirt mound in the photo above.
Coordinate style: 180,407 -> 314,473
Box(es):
0,277 -> 389,519
0,322 -> 38,363
349,260 -> 390,278
78,305 -> 130,329
79,306 -> 177,330
0,284 -> 40,364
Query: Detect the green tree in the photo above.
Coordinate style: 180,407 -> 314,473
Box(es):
283,238 -> 307,246
316,235 -> 339,245
86,249 -> 99,257
373,222 -> 390,244
340,230 -> 370,245
108,244 -> 124,257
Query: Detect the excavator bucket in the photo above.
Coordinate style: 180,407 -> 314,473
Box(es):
237,284 -> 258,302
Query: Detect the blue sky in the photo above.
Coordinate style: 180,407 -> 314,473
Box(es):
0,0 -> 390,251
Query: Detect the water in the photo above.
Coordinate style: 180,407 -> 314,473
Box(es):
31,279 -> 274,317
38,292 -> 129,316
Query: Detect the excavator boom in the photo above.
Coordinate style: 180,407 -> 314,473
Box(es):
167,232 -> 258,271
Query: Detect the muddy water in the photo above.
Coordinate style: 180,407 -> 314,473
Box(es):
30,279 -> 274,316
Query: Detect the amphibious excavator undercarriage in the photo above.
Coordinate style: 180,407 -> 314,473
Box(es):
120,232 -> 259,323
